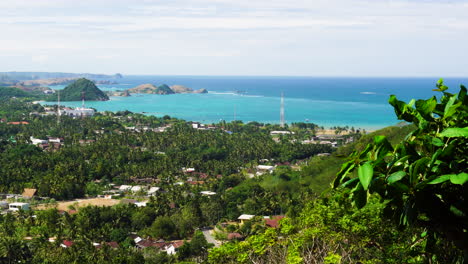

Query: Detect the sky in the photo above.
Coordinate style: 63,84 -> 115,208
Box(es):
1,0 -> 468,76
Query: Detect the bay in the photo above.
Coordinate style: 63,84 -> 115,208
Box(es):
46,76 -> 468,130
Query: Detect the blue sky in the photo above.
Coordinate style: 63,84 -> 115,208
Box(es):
1,0 -> 468,76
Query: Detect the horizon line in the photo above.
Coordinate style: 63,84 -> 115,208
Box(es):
1,71 -> 468,79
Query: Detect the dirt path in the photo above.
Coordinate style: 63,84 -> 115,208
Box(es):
202,229 -> 222,248
35,198 -> 120,211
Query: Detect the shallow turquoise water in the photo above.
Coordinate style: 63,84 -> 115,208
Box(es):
45,76 -> 468,130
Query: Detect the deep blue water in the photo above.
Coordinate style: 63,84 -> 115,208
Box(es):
47,76 -> 468,130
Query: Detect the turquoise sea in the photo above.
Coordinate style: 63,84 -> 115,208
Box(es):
47,76 -> 468,130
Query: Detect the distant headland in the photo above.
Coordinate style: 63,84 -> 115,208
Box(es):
0,72 -> 208,100
0,71 -> 122,87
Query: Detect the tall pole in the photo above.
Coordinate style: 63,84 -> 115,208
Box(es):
280,92 -> 285,128
57,90 -> 61,124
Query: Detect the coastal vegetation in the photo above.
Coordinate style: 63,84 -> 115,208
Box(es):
50,78 -> 109,101
0,80 -> 465,263
0,86 -> 34,99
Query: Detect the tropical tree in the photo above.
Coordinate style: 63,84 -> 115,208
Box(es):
334,80 -> 467,260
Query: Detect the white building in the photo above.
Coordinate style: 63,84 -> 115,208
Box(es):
9,202 -> 30,211
200,191 -> 217,196
270,131 -> 294,135
61,107 -> 95,117
238,214 -> 255,224
148,187 -> 161,196
43,90 -> 55,94
182,167 -> 196,173
131,186 -> 147,193
48,137 -> 63,143
119,185 -> 132,192
30,136 -> 48,145
135,201 -> 147,207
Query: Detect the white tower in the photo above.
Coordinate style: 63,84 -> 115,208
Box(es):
57,90 -> 61,124
280,92 -> 285,128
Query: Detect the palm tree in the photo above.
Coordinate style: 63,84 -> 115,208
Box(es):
0,236 -> 30,264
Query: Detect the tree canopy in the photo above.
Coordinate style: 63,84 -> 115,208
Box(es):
334,79 -> 468,254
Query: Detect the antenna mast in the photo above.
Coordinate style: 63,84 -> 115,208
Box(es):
57,90 -> 61,124
280,92 -> 285,128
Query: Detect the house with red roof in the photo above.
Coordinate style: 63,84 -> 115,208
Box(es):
61,240 -> 74,248
264,215 -> 285,228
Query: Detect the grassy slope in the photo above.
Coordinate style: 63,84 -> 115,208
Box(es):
304,124 -> 416,193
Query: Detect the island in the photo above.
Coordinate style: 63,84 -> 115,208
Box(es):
125,83 -> 208,95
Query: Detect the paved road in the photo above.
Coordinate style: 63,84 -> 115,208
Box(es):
202,229 -> 222,248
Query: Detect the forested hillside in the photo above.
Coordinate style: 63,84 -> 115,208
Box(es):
0,86 -> 35,99
50,78 -> 109,101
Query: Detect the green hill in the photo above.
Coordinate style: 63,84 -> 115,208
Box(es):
56,78 -> 109,101
0,86 -> 34,99
156,84 -> 175,94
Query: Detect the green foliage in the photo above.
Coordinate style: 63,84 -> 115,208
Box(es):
0,86 -> 32,99
334,80 -> 467,255
53,78 -> 109,101
209,190 -> 455,263
157,84 -> 175,94
149,216 -> 177,240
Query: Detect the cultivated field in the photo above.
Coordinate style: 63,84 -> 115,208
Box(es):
35,198 -> 120,211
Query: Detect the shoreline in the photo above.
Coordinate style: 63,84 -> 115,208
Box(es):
40,100 -> 390,132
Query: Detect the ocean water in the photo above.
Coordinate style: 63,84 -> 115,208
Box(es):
47,76 -> 468,130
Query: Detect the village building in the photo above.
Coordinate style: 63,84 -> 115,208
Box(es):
130,185 -> 145,193
264,215 -> 285,228
182,167 -> 196,173
270,131 -> 294,135
200,191 -> 216,196
118,185 -> 132,192
61,240 -> 74,248
7,121 -> 29,125
148,187 -> 161,196
61,107 -> 95,117
238,214 -> 255,224
256,165 -> 275,176
43,89 -> 55,94
165,240 -> 185,255
48,137 -> 64,143
9,202 -> 30,211
22,188 -> 37,199
134,201 -> 148,207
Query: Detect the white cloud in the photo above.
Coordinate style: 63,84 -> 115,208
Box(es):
31,55 -> 49,63
1,0 -> 468,75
